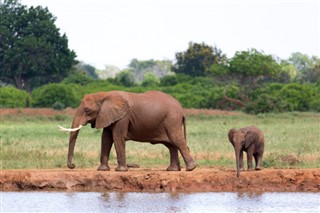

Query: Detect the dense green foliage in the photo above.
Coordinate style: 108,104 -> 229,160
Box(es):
31,84 -> 79,109
289,52 -> 320,83
0,0 -> 76,92
0,86 -> 31,108
2,77 -> 318,114
172,42 -> 226,77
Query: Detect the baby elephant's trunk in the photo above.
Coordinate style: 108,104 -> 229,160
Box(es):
235,146 -> 241,177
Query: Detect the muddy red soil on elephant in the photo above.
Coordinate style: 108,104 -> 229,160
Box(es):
1,168 -> 320,192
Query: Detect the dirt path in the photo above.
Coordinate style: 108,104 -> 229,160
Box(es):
1,168 -> 319,192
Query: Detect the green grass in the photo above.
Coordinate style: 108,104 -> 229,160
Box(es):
1,112 -> 319,170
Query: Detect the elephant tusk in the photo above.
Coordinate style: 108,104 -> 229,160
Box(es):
58,125 -> 83,132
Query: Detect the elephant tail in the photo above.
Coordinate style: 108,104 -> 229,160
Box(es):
182,116 -> 187,142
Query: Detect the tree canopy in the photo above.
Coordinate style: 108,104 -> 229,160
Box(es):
172,42 -> 227,77
0,0 -> 76,92
209,49 -> 281,85
289,52 -> 320,83
128,59 -> 172,82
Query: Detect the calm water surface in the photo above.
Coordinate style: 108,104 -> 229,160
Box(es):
1,192 -> 320,212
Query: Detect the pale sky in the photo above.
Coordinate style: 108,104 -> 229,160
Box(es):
21,0 -> 319,69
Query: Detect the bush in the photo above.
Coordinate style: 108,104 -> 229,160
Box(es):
310,94 -> 320,112
247,83 -> 319,114
246,94 -> 286,114
159,75 -> 178,86
141,72 -> 159,87
115,71 -> 135,87
62,72 -> 95,85
32,84 -> 79,108
0,87 -> 31,108
52,101 -> 66,110
278,83 -> 316,111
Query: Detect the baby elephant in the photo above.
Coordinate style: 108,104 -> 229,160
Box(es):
228,126 -> 264,177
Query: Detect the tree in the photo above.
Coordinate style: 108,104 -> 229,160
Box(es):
172,42 -> 227,77
128,59 -> 172,82
289,52 -> 320,83
229,49 -> 280,85
115,70 -> 135,87
278,60 -> 297,83
75,62 -> 98,79
0,0 -> 76,92
141,72 -> 159,87
210,49 -> 281,85
209,49 -> 282,110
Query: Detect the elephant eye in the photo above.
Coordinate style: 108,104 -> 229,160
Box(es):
84,107 -> 92,113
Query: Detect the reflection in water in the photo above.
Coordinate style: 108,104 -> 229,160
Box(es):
2,192 -> 320,212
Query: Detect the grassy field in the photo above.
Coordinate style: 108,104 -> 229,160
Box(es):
1,112 -> 319,170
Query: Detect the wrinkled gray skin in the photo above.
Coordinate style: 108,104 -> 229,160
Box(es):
228,126 -> 264,177
67,91 -> 197,172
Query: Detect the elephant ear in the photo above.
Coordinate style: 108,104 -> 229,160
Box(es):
245,131 -> 257,149
95,93 -> 129,129
228,129 -> 237,146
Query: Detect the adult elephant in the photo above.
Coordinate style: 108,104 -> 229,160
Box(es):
228,126 -> 264,177
59,91 -> 197,172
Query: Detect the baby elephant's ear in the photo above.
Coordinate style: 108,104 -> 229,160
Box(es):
95,93 -> 129,129
228,129 -> 237,146
245,131 -> 258,149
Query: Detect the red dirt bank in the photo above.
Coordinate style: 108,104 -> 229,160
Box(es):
1,168 -> 320,192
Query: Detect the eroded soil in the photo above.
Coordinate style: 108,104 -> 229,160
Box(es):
1,168 -> 320,192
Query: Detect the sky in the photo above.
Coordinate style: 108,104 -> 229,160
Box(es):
21,0 -> 319,69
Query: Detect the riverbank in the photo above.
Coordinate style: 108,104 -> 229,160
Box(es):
1,168 -> 319,192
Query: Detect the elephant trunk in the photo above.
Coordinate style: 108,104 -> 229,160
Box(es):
67,119 -> 81,169
235,145 -> 241,178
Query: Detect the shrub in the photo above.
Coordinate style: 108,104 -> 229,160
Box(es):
115,71 -> 135,87
247,83 -> 319,113
52,101 -> 65,110
278,83 -> 315,111
141,72 -> 159,87
310,94 -> 320,112
0,87 -> 31,108
159,75 -> 178,86
62,72 -> 95,85
32,84 -> 79,108
246,94 -> 286,114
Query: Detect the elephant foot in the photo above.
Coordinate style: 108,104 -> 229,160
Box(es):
115,165 -> 128,172
166,165 -> 181,171
255,167 -> 262,171
97,164 -> 110,171
247,167 -> 254,171
239,168 -> 245,171
186,161 -> 197,171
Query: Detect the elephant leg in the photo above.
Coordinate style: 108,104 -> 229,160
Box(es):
246,149 -> 254,171
239,151 -> 245,171
164,143 -> 181,171
112,122 -> 128,172
97,128 -> 113,171
167,128 -> 196,171
113,138 -> 128,172
254,153 -> 263,170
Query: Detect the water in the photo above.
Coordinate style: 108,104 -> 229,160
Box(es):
1,192 -> 319,212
